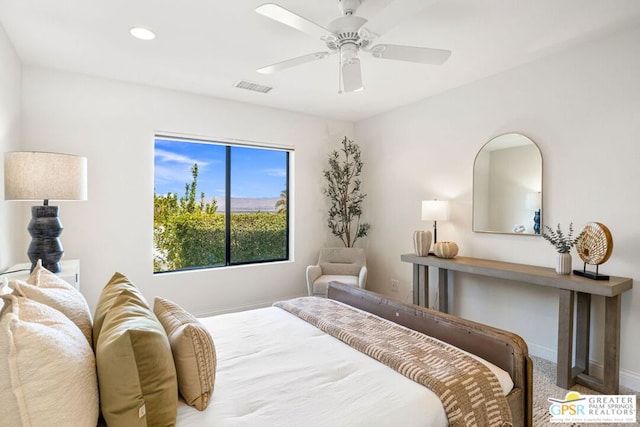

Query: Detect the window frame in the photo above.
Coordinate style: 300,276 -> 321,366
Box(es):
153,133 -> 292,274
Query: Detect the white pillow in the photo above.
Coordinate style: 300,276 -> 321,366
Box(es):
10,259 -> 93,345
0,293 -> 99,427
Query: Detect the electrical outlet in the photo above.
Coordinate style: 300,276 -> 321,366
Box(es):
390,279 -> 400,292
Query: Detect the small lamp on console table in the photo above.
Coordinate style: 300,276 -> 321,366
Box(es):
421,199 -> 450,245
4,151 -> 87,273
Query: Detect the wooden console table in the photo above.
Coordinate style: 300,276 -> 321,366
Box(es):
400,254 -> 633,394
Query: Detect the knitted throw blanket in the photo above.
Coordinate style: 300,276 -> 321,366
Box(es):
274,297 -> 512,427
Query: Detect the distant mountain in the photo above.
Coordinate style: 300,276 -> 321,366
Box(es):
214,197 -> 280,213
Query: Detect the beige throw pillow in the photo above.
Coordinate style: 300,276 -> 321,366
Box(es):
96,288 -> 178,427
154,297 -> 216,411
0,294 -> 99,427
93,271 -> 147,346
6,260 -> 94,346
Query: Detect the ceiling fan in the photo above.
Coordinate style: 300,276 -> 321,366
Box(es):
255,0 -> 451,93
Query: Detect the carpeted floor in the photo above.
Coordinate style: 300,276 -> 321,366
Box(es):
531,355 -> 639,426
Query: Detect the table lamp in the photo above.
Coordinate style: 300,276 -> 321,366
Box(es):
422,199 -> 450,244
4,151 -> 87,273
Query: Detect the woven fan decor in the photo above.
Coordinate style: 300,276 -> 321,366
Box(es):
576,222 -> 613,265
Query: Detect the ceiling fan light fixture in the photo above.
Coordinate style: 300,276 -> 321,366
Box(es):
129,27 -> 156,41
340,42 -> 359,62
339,42 -> 363,92
341,58 -> 363,92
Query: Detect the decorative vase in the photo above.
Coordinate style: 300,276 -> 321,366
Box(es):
413,230 -> 432,256
433,241 -> 459,259
556,252 -> 572,275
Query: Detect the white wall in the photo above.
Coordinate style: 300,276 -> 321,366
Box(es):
0,23 -> 21,270
20,67 -> 353,315
356,25 -> 640,388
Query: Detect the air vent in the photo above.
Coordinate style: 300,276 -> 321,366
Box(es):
234,80 -> 273,94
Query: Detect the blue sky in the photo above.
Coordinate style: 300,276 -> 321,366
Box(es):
154,139 -> 287,199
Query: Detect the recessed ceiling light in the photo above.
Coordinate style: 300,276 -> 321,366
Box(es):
129,27 -> 156,41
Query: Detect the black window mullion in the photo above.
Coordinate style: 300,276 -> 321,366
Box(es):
224,146 -> 231,266
285,151 -> 290,260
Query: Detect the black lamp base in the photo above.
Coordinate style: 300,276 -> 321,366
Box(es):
27,205 -> 64,273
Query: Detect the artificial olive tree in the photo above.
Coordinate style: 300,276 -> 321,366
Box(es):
323,137 -> 370,247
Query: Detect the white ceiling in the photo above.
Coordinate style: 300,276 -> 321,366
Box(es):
1,0 -> 640,122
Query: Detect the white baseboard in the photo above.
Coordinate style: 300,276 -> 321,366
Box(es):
528,342 -> 640,392
588,363 -> 640,393
527,342 -> 557,362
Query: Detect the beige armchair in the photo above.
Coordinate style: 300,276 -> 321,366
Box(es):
306,247 -> 367,297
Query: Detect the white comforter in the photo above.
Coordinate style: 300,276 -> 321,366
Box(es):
176,306 -> 513,427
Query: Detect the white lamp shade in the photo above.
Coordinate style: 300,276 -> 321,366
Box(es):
421,200 -> 450,221
4,151 -> 87,201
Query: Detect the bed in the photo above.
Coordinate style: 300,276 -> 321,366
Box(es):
177,283 -> 532,427
1,266 -> 532,427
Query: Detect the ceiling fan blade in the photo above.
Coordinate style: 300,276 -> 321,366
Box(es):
370,44 -> 451,65
342,60 -> 364,92
257,52 -> 331,74
363,0 -> 438,36
256,3 -> 330,39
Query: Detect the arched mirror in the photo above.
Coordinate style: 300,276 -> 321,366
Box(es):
473,133 -> 542,235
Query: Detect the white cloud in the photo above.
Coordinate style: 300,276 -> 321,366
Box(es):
262,168 -> 286,177
155,149 -> 208,166
154,164 -> 192,188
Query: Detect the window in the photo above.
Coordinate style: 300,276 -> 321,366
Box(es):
153,135 -> 290,273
